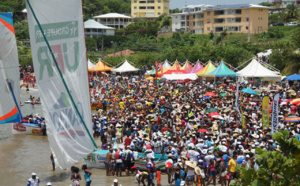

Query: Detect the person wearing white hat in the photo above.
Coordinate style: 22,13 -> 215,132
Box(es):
112,179 -> 122,186
46,182 -> 51,186
27,172 -> 40,186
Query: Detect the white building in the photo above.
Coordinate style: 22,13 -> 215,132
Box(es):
93,13 -> 133,29
84,19 -> 115,37
172,4 -> 213,32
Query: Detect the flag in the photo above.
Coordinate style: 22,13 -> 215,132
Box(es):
262,96 -> 270,129
271,94 -> 279,133
235,83 -> 242,122
158,62 -> 163,71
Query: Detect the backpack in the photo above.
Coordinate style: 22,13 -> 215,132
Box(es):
126,151 -> 132,162
116,151 -> 120,159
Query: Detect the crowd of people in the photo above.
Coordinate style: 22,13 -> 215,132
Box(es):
88,72 -> 300,186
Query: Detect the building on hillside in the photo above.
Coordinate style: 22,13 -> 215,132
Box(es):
172,4 -> 214,33
269,0 -> 300,7
172,4 -> 269,34
84,19 -> 115,37
131,0 -> 170,18
93,13 -> 133,29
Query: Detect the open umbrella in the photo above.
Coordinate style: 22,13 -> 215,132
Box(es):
251,98 -> 261,102
291,98 -> 300,105
208,112 -> 220,117
205,92 -> 216,97
241,88 -> 257,95
197,129 -> 209,133
203,97 -> 211,100
162,104 -> 174,110
220,93 -> 227,97
212,115 -> 224,120
287,89 -> 295,93
220,83 -> 227,86
206,108 -> 218,114
284,115 -> 300,122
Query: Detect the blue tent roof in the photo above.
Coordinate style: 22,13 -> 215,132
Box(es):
207,61 -> 236,77
282,74 -> 300,81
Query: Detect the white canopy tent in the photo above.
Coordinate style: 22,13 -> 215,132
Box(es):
88,59 -> 95,69
257,49 -> 272,57
162,60 -> 171,69
161,74 -> 198,80
112,60 -> 140,73
237,59 -> 281,82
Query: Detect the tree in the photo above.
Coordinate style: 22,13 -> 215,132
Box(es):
259,2 -> 274,7
284,4 -> 299,19
103,6 -> 111,14
234,130 -> 300,186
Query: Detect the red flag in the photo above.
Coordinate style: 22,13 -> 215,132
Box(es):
158,63 -> 163,71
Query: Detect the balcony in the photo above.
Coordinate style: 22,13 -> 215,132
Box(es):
214,19 -> 225,24
214,10 -> 225,16
226,9 -> 242,15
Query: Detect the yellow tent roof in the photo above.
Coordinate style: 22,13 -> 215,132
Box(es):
169,61 -> 182,70
196,61 -> 216,76
88,60 -> 114,72
157,68 -> 168,76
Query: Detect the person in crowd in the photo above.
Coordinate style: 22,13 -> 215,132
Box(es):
82,164 -> 92,186
27,172 -> 40,186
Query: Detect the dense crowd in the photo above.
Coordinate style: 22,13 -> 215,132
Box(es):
87,73 -> 300,186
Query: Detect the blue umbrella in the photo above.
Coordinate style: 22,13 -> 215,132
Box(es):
241,88 -> 257,95
282,74 -> 300,81
203,97 -> 211,100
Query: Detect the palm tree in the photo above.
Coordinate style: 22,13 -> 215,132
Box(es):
284,4 -> 299,19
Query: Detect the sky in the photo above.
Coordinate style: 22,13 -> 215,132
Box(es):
170,0 -> 269,9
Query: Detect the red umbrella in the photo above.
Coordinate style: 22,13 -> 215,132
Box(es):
220,83 -> 227,86
205,92 -> 216,97
208,112 -> 220,117
146,145 -> 152,149
197,129 -> 209,133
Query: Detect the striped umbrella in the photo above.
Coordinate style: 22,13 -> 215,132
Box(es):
284,115 -> 300,122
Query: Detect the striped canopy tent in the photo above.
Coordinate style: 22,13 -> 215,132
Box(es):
207,61 -> 236,77
188,61 -> 204,73
196,61 -> 216,76
88,59 -> 114,72
181,60 -> 193,72
169,60 -> 182,70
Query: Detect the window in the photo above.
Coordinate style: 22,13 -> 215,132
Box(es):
175,16 -> 177,19
139,6 -> 146,9
134,0 -> 137,3
158,12 -> 161,15
147,6 -> 155,9
246,17 -> 249,22
158,0 -> 161,2
246,26 -> 248,30
148,1 -> 154,3
193,15 -> 195,19
207,19 -> 210,23
246,9 -> 249,13
134,6 -> 137,9
207,11 -> 210,16
193,22 -> 195,26
158,6 -> 161,9
207,27 -> 210,31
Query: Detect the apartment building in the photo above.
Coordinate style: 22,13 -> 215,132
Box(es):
93,13 -> 133,29
131,0 -> 170,18
172,4 -> 269,34
270,0 -> 300,7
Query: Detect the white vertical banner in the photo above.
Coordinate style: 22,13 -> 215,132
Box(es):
26,0 -> 95,169
235,83 -> 242,122
271,94 -> 280,134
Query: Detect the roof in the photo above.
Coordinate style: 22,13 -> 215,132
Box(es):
188,61 -> 204,73
237,59 -> 281,77
207,4 -> 269,10
112,60 -> 140,73
88,60 -> 114,72
183,4 -> 214,9
84,19 -> 115,30
93,13 -> 132,19
106,49 -> 135,57
196,61 -> 216,76
207,62 -> 236,77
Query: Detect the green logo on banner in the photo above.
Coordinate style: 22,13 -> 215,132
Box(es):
35,21 -> 78,43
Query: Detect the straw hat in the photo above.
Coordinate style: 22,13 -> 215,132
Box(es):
186,161 -> 197,168
116,124 -> 122,128
251,134 -> 259,138
194,167 -> 201,175
167,153 -> 173,158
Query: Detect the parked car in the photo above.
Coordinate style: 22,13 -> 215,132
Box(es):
272,22 -> 284,26
287,22 -> 298,26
